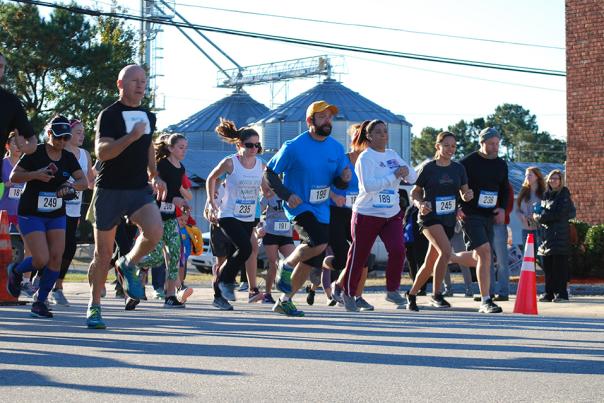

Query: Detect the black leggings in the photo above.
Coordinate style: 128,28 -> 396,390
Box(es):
328,206 -> 352,279
217,217 -> 256,285
59,216 -> 80,280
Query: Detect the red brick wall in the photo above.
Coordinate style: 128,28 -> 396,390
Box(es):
566,0 -> 604,224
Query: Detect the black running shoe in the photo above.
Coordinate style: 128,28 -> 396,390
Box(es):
306,285 -> 315,306
405,291 -> 419,312
30,301 -> 53,318
430,293 -> 451,308
478,298 -> 503,313
6,263 -> 22,298
125,297 -> 140,311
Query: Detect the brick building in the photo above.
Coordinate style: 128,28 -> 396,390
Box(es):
566,0 -> 604,224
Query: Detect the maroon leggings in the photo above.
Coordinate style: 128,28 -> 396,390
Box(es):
341,210 -> 406,296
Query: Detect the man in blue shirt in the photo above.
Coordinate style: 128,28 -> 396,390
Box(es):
265,101 -> 351,316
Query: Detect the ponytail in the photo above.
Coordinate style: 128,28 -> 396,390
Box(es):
154,133 -> 186,163
215,117 -> 259,145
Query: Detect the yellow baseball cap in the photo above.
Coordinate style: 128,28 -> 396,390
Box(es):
306,100 -> 339,119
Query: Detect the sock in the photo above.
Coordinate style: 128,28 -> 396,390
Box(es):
14,257 -> 34,274
281,294 -> 290,302
481,296 -> 490,303
37,268 -> 60,302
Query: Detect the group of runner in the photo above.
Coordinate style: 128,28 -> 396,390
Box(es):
3,63 -> 510,328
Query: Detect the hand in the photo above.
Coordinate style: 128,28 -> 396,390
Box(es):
494,208 -> 505,225
34,167 -> 54,182
152,176 -> 167,201
256,227 -> 266,238
130,121 -> 147,142
461,189 -> 474,202
340,166 -> 352,182
287,193 -> 302,209
333,194 -> 346,207
457,208 -> 466,221
419,201 -> 432,216
395,166 -> 409,179
57,184 -> 76,199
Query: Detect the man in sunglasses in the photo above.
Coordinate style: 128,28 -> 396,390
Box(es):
86,64 -> 166,329
0,51 -> 37,186
264,100 -> 351,316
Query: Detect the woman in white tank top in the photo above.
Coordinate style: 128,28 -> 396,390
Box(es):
206,118 -> 265,311
52,119 -> 93,305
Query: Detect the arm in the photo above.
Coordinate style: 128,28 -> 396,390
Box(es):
411,184 -> 432,216
180,185 -> 193,201
357,157 -> 397,193
13,130 -> 37,155
67,169 -> 88,191
95,121 -> 146,162
401,161 -> 417,184
537,191 -> 572,224
10,165 -> 53,184
264,167 -> 292,202
84,150 -> 94,189
206,158 -> 233,211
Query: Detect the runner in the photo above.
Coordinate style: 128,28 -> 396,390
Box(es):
458,127 -> 508,313
87,64 -> 166,329
130,133 -> 191,310
337,119 -> 416,311
405,131 -> 472,311
265,100 -> 351,317
6,115 -> 87,318
259,182 -> 295,304
206,119 -> 264,311
51,118 -> 93,306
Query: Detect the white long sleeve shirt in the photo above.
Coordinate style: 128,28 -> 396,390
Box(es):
353,147 -> 417,218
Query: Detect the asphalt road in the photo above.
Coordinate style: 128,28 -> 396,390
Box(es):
1,284 -> 603,402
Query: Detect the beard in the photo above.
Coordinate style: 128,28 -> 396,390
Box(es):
315,123 -> 332,137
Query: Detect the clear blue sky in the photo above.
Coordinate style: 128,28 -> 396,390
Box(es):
41,0 -> 566,139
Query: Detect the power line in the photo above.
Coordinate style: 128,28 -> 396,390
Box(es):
11,0 -> 566,77
173,2 -> 565,51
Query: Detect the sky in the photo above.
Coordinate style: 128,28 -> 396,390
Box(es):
39,0 -> 566,139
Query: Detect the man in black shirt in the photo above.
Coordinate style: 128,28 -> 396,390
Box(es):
86,64 -> 166,329
460,127 -> 508,314
0,52 -> 37,173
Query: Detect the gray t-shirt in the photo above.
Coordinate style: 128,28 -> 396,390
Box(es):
261,195 -> 293,237
415,160 -> 468,228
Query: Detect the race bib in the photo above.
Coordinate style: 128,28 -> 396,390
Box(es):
234,200 -> 256,218
345,192 -> 358,208
8,186 -> 23,200
37,192 -> 62,212
121,111 -> 151,135
65,190 -> 83,205
159,202 -> 175,213
435,195 -> 456,216
273,220 -> 291,232
373,189 -> 395,209
478,190 -> 498,209
309,187 -> 329,204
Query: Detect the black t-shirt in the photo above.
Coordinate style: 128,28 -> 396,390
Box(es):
460,151 -> 509,216
415,160 -> 468,228
17,144 -> 81,218
95,101 -> 156,189
156,158 -> 185,221
0,88 -> 35,179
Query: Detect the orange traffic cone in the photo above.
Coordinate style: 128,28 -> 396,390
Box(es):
0,210 -> 18,305
513,232 -> 538,315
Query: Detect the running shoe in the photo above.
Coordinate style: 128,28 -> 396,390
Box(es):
385,291 -> 406,306
20,280 -> 36,298
276,260 -> 293,294
125,297 -> 140,311
262,293 -> 276,304
248,287 -> 263,303
218,282 -> 236,301
405,291 -> 419,312
114,282 -> 125,299
30,301 -> 53,318
86,305 -> 106,329
478,298 -> 503,313
32,291 -> 51,311
6,263 -> 22,298
327,297 -> 338,307
430,293 -> 451,308
553,296 -> 569,303
176,286 -> 193,304
331,281 -> 344,304
238,282 -> 249,292
305,285 -> 315,306
493,295 -> 509,302
443,289 -> 454,297
539,294 -> 554,302
272,298 -> 305,317
164,296 -> 185,308
50,289 -> 70,306
417,290 -> 427,296
153,288 -> 165,300
474,295 -> 495,302
114,256 -> 145,299
212,296 -> 233,311
342,293 -> 360,312
355,296 -> 374,311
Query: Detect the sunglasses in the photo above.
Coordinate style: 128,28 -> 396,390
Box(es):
243,142 -> 261,149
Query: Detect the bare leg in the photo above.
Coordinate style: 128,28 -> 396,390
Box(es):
421,225 -> 452,295
474,243 -> 492,298
88,226 -> 117,306
125,203 -> 163,265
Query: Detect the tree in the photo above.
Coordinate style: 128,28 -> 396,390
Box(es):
0,2 -> 138,148
411,126 -> 441,165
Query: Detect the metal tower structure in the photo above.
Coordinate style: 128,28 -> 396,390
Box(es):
140,0 -> 174,111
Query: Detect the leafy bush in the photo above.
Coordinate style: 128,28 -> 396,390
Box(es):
585,224 -> 604,278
